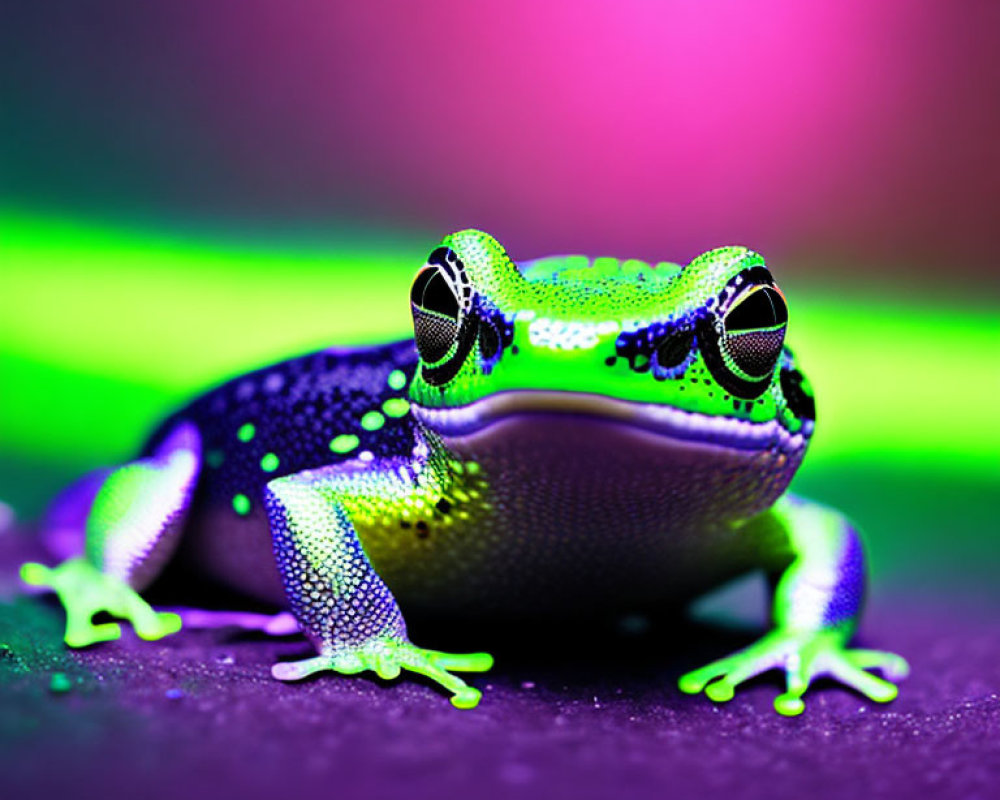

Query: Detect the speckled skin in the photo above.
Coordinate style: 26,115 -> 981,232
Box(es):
23,229 -> 907,713
143,342 -> 421,605
146,346 -> 794,618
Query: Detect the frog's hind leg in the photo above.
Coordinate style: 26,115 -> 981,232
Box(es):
35,466 -> 115,561
264,464 -> 493,709
20,422 -> 201,647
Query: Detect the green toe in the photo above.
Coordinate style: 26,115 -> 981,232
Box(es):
22,557 -> 182,648
679,627 -> 906,714
431,651 -> 494,672
678,672 -> 710,695
450,688 -> 482,709
135,612 -> 183,641
20,562 -> 52,585
705,680 -> 735,702
65,621 -> 122,648
774,693 -> 805,716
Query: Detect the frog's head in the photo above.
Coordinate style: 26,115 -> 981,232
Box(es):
407,229 -> 814,459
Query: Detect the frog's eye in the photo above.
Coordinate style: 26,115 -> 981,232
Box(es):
697,277 -> 789,399
720,285 -> 788,380
410,265 -> 461,364
410,246 -> 481,386
411,266 -> 460,320
726,285 -> 787,332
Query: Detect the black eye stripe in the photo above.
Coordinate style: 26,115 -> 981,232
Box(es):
780,367 -> 815,421
613,322 -> 696,379
479,321 -> 500,360
655,329 -> 695,369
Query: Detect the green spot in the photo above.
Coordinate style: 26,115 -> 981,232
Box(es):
232,493 -> 251,515
205,449 -> 225,469
387,369 -> 407,391
382,397 -> 410,418
49,672 -> 73,693
237,422 -> 256,442
260,452 -> 280,472
329,434 -> 360,454
361,411 -> 385,431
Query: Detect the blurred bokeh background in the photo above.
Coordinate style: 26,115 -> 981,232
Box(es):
1,1 -> 998,595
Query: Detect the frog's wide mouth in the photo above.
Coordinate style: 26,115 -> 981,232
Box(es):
410,391 -> 812,454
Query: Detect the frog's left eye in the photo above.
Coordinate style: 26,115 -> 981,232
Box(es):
410,266 -> 461,364
721,285 -> 788,380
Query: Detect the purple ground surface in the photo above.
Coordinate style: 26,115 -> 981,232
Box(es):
2,525 -> 999,800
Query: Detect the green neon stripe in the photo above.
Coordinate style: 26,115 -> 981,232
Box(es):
0,210 -> 996,477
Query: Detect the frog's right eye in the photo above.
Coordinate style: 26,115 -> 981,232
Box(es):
411,266 -> 461,364
411,266 -> 460,320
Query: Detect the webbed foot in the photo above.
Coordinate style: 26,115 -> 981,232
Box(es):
20,558 -> 181,647
678,627 -> 909,716
272,638 -> 494,709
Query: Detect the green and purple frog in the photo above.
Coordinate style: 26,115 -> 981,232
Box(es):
22,229 -> 908,714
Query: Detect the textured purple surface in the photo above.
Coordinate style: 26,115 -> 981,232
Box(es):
2,526 -> 999,800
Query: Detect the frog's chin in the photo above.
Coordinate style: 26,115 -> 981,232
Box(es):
410,391 -> 812,455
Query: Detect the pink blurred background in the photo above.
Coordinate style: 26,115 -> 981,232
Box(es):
3,0 -> 999,275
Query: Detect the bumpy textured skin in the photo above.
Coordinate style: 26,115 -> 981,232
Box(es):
22,229 -> 907,714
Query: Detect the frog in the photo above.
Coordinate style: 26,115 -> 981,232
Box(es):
20,229 -> 908,714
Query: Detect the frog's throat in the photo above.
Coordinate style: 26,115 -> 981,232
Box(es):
411,391 -> 812,455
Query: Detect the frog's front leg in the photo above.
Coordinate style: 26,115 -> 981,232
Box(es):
264,463 -> 493,709
679,495 -> 908,716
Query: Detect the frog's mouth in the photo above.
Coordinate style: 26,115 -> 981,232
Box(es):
410,391 -> 812,454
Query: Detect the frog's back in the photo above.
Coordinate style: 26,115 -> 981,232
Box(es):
142,340 -> 419,601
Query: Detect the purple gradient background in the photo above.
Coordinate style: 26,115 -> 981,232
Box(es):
3,1 -> 1000,274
